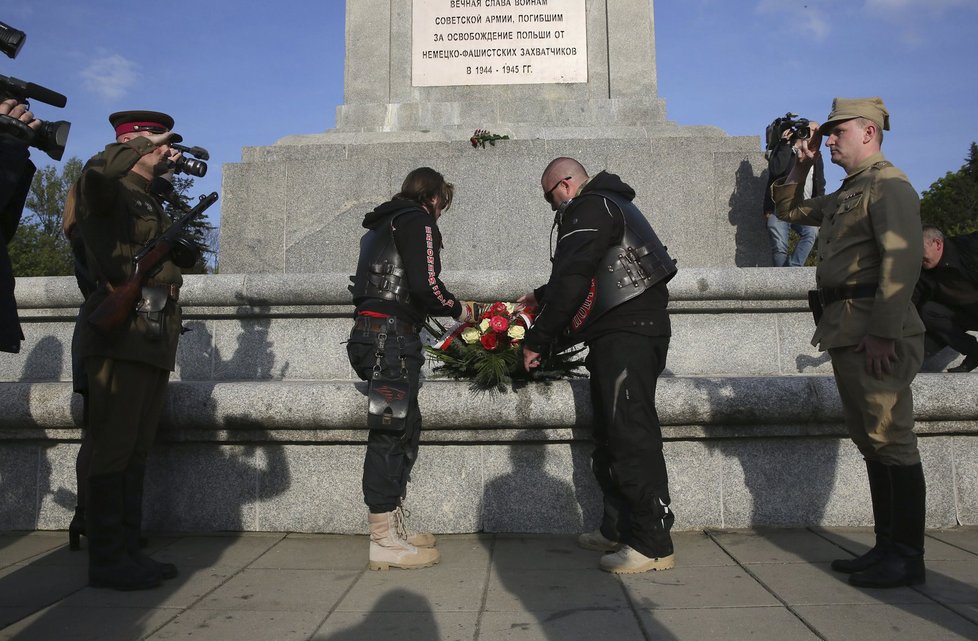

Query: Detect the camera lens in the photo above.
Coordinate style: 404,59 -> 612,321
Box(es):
174,156 -> 207,177
0,22 -> 26,59
34,120 -> 71,161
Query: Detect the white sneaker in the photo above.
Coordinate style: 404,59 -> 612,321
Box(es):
599,545 -> 675,574
577,530 -> 622,552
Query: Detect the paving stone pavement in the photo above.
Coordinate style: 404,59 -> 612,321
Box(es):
0,528 -> 976,641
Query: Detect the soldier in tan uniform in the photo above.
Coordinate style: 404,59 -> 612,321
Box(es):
772,98 -> 927,588
74,111 -> 189,590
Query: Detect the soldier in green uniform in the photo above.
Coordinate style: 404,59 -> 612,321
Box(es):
74,111 -> 189,590
772,98 -> 927,588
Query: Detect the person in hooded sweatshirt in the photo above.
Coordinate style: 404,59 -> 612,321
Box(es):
519,157 -> 678,574
347,167 -> 483,570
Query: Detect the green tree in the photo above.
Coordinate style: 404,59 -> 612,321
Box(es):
920,142 -> 978,236
7,157 -> 82,276
9,159 -> 219,276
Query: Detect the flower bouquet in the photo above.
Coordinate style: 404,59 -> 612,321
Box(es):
424,301 -> 585,393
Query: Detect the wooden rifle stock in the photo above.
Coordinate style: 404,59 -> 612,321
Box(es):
87,191 -> 218,333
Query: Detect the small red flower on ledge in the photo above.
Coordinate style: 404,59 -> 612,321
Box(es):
470,129 -> 510,148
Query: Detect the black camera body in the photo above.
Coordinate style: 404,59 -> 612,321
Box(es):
0,21 -> 71,160
765,112 -> 812,154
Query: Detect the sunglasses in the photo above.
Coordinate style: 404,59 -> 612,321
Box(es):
544,176 -> 572,204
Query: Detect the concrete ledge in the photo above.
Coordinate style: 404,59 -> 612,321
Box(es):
14,268 -> 817,311
4,271 -> 976,533
2,375 -> 976,441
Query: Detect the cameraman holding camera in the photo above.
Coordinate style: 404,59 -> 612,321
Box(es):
1,20 -> 70,354
0,98 -> 41,353
763,114 -> 824,267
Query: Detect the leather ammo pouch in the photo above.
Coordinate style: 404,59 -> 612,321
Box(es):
136,285 -> 169,341
807,289 -> 823,326
367,369 -> 410,431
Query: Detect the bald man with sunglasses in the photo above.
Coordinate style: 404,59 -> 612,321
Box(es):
520,158 -> 678,574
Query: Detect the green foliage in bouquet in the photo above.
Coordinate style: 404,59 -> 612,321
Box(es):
424,303 -> 586,393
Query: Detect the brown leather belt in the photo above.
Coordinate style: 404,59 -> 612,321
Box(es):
354,315 -> 418,335
816,283 -> 877,307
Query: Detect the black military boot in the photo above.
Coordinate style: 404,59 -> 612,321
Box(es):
70,435 -> 92,551
88,473 -> 161,591
123,464 -> 177,580
68,505 -> 86,551
849,463 -> 926,588
832,460 -> 891,573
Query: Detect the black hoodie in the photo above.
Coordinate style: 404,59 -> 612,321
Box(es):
355,198 -> 462,325
524,171 -> 671,353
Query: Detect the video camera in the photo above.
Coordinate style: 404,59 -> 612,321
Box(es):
764,112 -> 812,157
169,143 -> 208,177
0,21 -> 71,161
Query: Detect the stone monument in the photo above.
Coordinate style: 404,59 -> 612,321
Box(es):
8,0 -> 972,536
219,0 -> 769,275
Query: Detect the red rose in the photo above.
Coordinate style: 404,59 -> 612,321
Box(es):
490,302 -> 508,314
489,315 -> 509,332
480,332 -> 498,350
470,137 -> 479,148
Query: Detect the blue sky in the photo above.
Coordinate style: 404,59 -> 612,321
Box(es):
4,1 -> 977,233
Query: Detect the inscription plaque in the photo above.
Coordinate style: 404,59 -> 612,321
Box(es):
412,0 -> 588,87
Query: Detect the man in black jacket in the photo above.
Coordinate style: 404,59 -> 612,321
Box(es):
521,157 -> 677,574
348,167 -> 482,570
0,98 -> 40,353
918,225 -> 978,372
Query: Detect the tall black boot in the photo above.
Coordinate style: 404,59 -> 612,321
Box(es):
69,421 -> 93,551
123,464 -> 177,580
87,473 -> 161,591
850,463 -> 926,588
832,459 -> 891,573
68,505 -> 86,551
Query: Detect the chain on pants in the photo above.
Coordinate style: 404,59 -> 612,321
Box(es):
347,326 -> 424,513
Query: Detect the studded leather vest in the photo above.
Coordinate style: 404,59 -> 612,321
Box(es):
348,212 -> 411,305
566,190 -> 677,335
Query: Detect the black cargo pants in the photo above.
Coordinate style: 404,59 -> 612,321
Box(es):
586,332 -> 675,558
347,320 -> 424,513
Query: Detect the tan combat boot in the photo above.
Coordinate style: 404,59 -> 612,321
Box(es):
395,506 -> 436,548
368,511 -> 440,571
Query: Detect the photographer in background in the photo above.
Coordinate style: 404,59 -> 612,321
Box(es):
763,113 -> 824,267
0,98 -> 41,353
